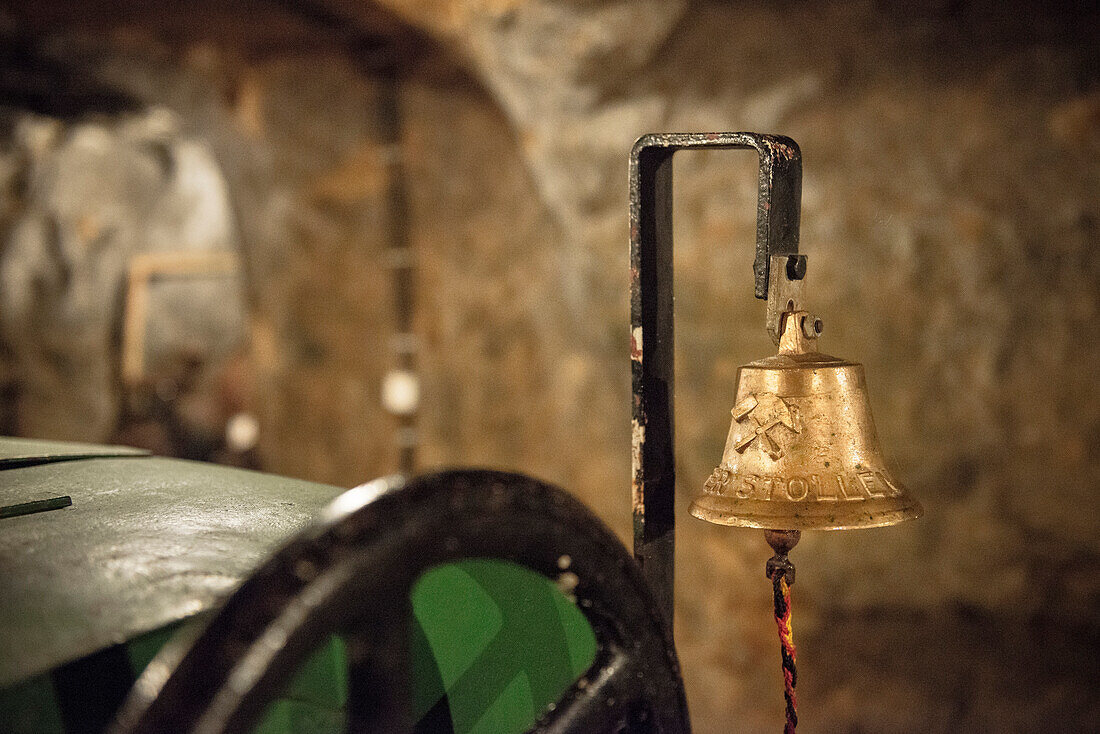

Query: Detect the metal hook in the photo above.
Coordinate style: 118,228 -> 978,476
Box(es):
629,132 -> 803,300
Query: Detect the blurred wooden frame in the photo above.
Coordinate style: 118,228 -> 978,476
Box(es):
121,250 -> 241,386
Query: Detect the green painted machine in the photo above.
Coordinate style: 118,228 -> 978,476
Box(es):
0,437 -> 340,733
0,438 -> 686,734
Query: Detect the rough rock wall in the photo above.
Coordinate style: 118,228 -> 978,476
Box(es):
383,2 -> 1100,730
1,1 -> 1098,731
0,107 -> 245,444
0,14 -> 399,472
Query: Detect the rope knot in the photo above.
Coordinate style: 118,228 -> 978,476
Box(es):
766,553 -> 795,585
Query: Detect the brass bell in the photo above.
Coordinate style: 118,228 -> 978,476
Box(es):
629,133 -> 924,731
691,309 -> 923,530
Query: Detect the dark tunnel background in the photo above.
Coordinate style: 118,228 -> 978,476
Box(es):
0,1 -> 1097,731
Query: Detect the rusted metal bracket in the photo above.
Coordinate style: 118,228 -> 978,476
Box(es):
629,133 -> 804,627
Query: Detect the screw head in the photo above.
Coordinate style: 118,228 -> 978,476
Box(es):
785,254 -> 807,280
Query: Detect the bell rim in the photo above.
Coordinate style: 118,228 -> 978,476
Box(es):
688,494 -> 924,531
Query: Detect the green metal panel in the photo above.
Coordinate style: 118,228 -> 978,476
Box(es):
0,444 -> 343,689
252,636 -> 348,734
410,559 -> 597,734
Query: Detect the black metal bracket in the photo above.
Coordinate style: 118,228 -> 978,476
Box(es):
629,133 -> 804,627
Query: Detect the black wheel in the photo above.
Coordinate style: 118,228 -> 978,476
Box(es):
110,470 -> 690,734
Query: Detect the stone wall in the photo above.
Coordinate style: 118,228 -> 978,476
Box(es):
1,1 -> 1097,731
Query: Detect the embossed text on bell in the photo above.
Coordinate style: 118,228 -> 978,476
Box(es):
690,310 -> 923,530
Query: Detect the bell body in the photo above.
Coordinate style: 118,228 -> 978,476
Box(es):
691,317 -> 923,530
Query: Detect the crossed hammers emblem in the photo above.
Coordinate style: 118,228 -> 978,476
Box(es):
732,393 -> 801,460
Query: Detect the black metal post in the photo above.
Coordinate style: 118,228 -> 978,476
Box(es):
629,133 -> 803,629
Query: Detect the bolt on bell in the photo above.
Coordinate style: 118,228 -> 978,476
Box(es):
690,310 -> 923,530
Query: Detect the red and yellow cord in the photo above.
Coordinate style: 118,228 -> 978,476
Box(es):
772,573 -> 798,733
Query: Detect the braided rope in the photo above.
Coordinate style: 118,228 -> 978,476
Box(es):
772,570 -> 798,733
